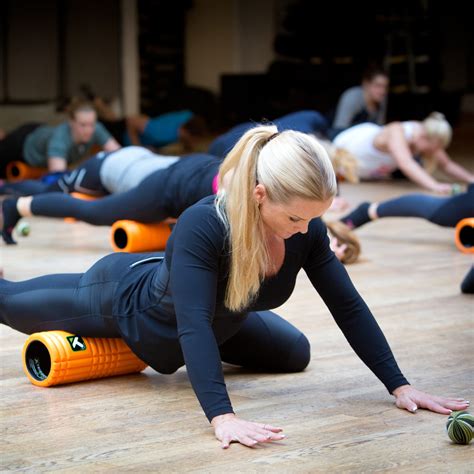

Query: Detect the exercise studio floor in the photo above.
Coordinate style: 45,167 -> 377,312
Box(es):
1,152 -> 473,472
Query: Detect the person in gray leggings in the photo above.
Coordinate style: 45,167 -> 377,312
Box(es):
1,150 -> 221,244
0,146 -> 180,197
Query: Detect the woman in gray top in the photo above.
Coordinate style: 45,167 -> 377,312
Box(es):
332,68 -> 389,136
0,101 -> 120,177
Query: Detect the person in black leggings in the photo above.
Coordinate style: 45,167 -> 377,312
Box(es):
340,184 -> 474,230
0,146 -> 185,197
1,152 -> 220,244
1,126 -> 467,449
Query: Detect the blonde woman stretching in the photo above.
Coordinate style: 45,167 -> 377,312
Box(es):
1,127 -> 468,448
333,112 -> 474,194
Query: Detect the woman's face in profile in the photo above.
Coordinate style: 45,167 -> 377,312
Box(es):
255,187 -> 333,240
413,131 -> 443,155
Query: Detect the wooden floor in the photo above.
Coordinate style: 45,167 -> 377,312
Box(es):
1,153 -> 473,472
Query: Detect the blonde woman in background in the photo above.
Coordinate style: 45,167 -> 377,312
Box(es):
333,112 -> 474,193
1,126 -> 468,448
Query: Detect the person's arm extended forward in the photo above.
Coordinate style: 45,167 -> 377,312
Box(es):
434,148 -> 474,184
385,123 -> 451,194
169,205 -> 286,448
304,220 -> 469,414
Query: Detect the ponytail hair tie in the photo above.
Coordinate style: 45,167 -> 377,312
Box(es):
266,132 -> 279,144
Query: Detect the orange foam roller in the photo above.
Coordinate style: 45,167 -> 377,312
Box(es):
22,330 -> 147,387
6,161 -> 47,182
70,192 -> 97,201
110,220 -> 172,252
455,218 -> 474,254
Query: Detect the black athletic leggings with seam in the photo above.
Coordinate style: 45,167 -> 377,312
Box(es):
343,185 -> 474,229
26,154 -> 219,225
376,185 -> 474,227
29,172 -> 167,225
0,254 -> 309,374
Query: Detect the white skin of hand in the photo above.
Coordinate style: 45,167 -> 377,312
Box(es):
328,196 -> 350,213
432,183 -> 452,195
211,388 -> 470,448
329,236 -> 347,261
211,413 -> 285,449
392,385 -> 470,414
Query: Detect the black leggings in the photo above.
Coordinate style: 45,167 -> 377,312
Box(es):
377,187 -> 474,227
219,312 -> 310,372
50,152 -> 109,195
0,123 -> 42,177
30,169 -> 169,225
0,152 -> 109,197
0,269 -> 309,374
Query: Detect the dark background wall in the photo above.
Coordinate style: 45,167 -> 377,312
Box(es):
0,0 -> 471,129
0,0 -> 120,104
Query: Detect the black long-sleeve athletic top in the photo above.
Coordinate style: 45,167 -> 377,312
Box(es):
113,196 -> 408,422
157,153 -> 220,217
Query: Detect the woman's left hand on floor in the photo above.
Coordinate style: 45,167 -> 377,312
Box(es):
392,385 -> 470,414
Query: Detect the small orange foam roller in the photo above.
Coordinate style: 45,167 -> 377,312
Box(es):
70,192 -> 97,201
22,330 -> 147,387
6,161 -> 47,182
455,218 -> 474,254
110,220 -> 172,253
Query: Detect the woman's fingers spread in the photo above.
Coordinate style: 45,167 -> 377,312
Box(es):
250,426 -> 286,442
443,400 -> 470,410
394,386 -> 471,416
221,437 -> 231,449
238,435 -> 259,447
395,395 -> 416,412
215,419 -> 286,449
253,433 -> 272,443
267,432 -> 286,441
424,400 -> 452,415
254,422 -> 283,432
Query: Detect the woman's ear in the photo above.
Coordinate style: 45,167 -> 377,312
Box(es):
253,183 -> 267,205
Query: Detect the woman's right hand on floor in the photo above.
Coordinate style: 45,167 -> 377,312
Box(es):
211,413 -> 285,448
328,196 -> 350,213
329,236 -> 348,261
431,182 -> 452,195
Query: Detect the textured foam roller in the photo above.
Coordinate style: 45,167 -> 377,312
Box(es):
22,330 -> 147,387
